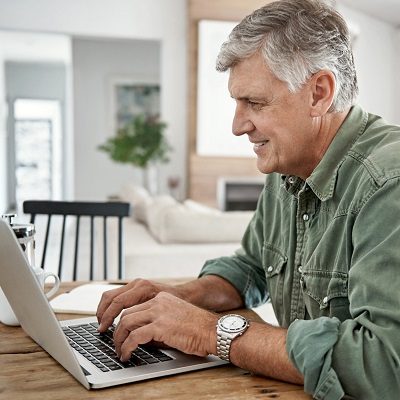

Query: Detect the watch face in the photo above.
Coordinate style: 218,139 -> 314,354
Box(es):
219,314 -> 248,333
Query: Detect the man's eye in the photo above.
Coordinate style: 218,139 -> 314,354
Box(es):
248,101 -> 263,110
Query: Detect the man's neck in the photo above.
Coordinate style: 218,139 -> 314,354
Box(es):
301,108 -> 351,180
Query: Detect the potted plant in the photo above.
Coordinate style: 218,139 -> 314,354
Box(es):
98,113 -> 171,194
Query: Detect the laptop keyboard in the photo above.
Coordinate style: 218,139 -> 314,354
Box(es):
62,322 -> 173,372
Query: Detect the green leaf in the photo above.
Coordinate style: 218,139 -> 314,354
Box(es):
98,113 -> 171,168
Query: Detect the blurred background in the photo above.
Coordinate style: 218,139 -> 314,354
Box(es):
0,0 -> 399,215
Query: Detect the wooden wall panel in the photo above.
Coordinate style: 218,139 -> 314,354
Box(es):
190,154 -> 261,206
187,0 -> 270,207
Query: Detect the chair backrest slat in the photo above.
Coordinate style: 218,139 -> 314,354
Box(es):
73,216 -> 80,281
103,216 -> 108,280
58,215 -> 67,278
118,216 -> 124,280
41,214 -> 52,269
90,216 -> 94,281
23,200 -> 130,281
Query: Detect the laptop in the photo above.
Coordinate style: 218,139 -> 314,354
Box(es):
0,219 -> 226,389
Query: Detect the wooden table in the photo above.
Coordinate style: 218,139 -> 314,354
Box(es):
0,281 -> 310,399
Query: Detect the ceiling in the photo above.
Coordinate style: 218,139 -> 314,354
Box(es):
338,0 -> 400,27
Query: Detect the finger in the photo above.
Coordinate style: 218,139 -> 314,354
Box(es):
119,298 -> 153,319
98,285 -> 152,332
114,309 -> 153,356
98,291 -> 135,332
97,279 -> 151,322
120,325 -> 156,362
96,284 -> 134,323
98,281 -> 159,331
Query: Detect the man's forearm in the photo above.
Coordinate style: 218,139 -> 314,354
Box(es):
174,276 -> 303,384
175,275 -> 244,311
229,321 -> 304,385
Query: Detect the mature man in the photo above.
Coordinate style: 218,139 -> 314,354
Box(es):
97,0 -> 400,398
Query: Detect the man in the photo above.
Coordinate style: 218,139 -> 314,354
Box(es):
97,0 -> 400,398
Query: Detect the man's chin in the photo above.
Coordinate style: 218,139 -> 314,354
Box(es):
256,159 -> 274,175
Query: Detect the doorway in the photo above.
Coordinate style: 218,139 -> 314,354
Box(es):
5,60 -> 68,213
11,98 -> 63,214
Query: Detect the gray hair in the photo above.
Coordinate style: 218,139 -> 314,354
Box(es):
216,0 -> 358,112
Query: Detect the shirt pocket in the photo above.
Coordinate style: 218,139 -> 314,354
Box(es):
263,243 -> 287,318
301,269 -> 351,321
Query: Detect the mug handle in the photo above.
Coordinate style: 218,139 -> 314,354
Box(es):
43,272 -> 61,299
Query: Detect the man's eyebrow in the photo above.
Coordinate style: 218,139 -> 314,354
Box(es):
230,94 -> 267,101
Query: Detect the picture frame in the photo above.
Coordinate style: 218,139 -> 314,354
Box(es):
108,76 -> 160,135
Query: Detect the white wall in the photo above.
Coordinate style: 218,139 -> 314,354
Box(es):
0,62 -> 7,213
72,38 -> 160,200
0,0 -> 187,206
338,4 -> 400,125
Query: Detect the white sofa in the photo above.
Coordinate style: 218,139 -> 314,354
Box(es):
114,185 -> 255,280
107,185 -> 278,326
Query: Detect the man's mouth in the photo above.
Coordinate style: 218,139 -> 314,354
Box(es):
253,141 -> 268,149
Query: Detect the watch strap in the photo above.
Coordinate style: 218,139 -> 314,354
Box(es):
216,332 -> 233,362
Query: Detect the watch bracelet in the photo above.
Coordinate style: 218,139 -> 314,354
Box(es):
216,334 -> 232,362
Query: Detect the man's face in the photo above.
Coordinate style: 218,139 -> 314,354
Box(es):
228,53 -> 321,179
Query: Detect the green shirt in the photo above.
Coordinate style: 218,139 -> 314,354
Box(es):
200,105 -> 400,399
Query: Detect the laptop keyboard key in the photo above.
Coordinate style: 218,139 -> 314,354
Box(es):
145,357 -> 160,364
63,323 -> 173,372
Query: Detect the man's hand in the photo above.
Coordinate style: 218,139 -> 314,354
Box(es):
96,279 -> 187,332
113,292 -> 218,361
97,276 -> 244,332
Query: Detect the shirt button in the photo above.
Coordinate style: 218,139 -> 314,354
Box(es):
288,176 -> 295,184
298,266 -> 303,273
267,265 -> 274,273
302,213 -> 309,222
323,296 -> 328,304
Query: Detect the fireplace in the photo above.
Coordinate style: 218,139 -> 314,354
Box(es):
217,177 -> 264,211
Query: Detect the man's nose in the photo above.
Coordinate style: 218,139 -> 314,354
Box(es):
232,106 -> 255,136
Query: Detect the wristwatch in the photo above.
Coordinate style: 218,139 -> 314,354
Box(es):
216,314 -> 249,362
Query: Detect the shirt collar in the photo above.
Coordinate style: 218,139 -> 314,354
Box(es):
305,104 -> 369,201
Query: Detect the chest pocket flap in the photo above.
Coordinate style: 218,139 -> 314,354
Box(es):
263,243 -> 287,317
301,269 -> 350,320
263,243 -> 287,277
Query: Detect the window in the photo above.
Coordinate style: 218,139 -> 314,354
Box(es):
12,99 -> 62,213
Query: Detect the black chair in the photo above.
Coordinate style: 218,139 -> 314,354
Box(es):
23,200 -> 130,281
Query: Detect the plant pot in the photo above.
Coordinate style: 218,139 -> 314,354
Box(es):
143,164 -> 159,195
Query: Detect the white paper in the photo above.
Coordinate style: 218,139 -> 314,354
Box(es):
50,283 -> 122,314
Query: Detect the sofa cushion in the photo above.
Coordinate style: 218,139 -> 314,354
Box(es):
119,185 -> 254,244
146,196 -> 253,244
119,184 -> 151,223
183,199 -> 220,215
146,195 -> 179,240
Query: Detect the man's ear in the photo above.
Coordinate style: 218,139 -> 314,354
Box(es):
309,70 -> 336,117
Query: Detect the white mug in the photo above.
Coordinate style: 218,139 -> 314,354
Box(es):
0,268 -> 60,326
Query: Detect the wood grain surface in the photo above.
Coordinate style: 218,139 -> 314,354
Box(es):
0,280 -> 310,399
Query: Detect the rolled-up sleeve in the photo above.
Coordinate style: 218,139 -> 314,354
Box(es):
287,318 -> 344,400
287,178 -> 400,399
199,191 -> 269,308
